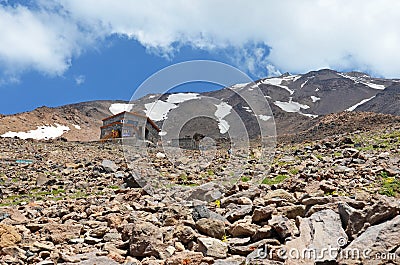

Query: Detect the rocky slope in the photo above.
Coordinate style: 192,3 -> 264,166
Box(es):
356,84 -> 400,115
1,69 -> 399,142
1,124 -> 400,264
0,100 -> 123,142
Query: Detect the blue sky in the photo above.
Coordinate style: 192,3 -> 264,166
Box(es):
1,1 -> 400,114
1,35 -> 229,114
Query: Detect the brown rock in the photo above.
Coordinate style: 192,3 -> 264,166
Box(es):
129,220 -> 163,258
43,223 -> 82,244
229,222 -> 258,238
195,218 -> 225,239
174,225 -> 197,245
165,251 -> 203,265
0,224 -> 21,249
252,206 -> 274,223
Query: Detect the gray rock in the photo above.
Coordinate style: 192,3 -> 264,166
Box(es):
225,204 -> 253,222
187,183 -> 223,202
221,189 -> 261,206
339,197 -> 400,239
285,209 -> 347,264
62,251 -> 120,265
334,165 -> 354,173
277,205 -> 306,219
129,220 -> 163,258
197,237 -> 228,258
124,175 -> 142,188
338,215 -> 400,265
192,205 -> 210,221
338,202 -> 366,239
252,226 -> 273,242
246,244 -> 284,264
0,212 -> 10,222
268,215 -> 298,240
36,175 -> 50,186
102,160 -> 118,173
301,196 -> 332,206
192,205 -> 228,223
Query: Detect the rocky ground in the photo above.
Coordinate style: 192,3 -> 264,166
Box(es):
1,125 -> 400,264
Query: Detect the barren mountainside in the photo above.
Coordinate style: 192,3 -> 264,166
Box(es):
0,69 -> 399,142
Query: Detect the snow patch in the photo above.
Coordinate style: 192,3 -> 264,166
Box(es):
258,115 -> 272,121
144,100 -> 177,121
1,124 -> 70,140
166,93 -> 199,104
148,95 -> 157,99
73,124 -> 81,130
310,96 -> 321,102
274,98 -> 317,118
142,93 -> 200,122
261,77 -> 295,95
214,102 -> 232,134
339,73 -> 386,90
302,113 -> 319,118
109,103 -> 134,115
274,98 -> 310,113
362,82 -> 385,90
231,83 -> 249,89
300,80 -> 309,88
242,106 -> 252,113
346,96 -> 376,111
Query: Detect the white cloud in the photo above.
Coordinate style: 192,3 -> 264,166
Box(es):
0,3 -> 91,78
1,0 -> 400,79
74,75 -> 85,85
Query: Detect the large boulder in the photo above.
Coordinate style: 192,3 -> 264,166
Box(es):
339,196 -> 399,239
196,218 -> 225,239
129,220 -> 164,258
173,225 -> 197,245
102,159 -> 118,173
285,209 -> 347,265
338,215 -> 400,265
186,183 -> 223,202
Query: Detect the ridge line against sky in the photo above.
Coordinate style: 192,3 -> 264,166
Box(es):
0,0 -> 399,114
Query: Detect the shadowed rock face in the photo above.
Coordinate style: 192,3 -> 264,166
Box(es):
356,84 -> 400,115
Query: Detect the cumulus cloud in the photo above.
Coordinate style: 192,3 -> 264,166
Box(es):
0,3 -> 92,78
1,0 -> 400,79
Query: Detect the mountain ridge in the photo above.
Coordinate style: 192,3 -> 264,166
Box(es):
1,69 -> 399,142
